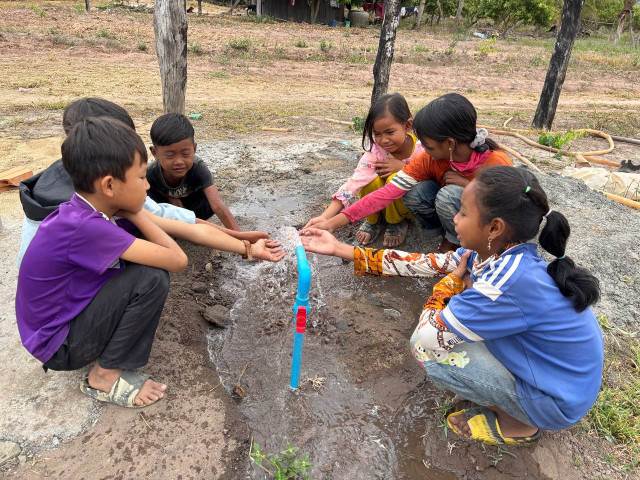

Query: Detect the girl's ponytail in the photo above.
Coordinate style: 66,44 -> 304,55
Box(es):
539,211 -> 600,312
475,167 -> 600,312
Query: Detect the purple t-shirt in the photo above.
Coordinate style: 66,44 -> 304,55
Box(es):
16,194 -> 136,363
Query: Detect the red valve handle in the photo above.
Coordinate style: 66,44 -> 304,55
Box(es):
295,306 -> 307,333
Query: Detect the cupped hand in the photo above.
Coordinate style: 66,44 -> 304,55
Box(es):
238,230 -> 270,243
252,239 -> 286,262
375,157 -> 405,179
452,250 -> 472,287
442,171 -> 470,187
299,228 -> 340,256
303,216 -> 328,229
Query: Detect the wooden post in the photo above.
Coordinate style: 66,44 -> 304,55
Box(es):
532,0 -> 584,130
84,0 -> 89,11
371,0 -> 400,104
454,0 -> 464,28
413,0 -> 426,30
153,0 -> 188,115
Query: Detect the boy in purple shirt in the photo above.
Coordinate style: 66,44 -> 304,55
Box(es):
16,117 -> 188,408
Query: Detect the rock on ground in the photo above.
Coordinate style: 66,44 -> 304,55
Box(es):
0,441 -> 20,467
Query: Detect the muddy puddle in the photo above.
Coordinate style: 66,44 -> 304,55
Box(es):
205,185 -> 457,479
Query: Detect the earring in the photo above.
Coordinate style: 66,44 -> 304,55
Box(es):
487,237 -> 492,251
449,148 -> 453,162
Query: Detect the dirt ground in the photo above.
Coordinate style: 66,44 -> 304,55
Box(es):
1,1 -> 640,479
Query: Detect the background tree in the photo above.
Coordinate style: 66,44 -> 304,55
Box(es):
464,0 -> 555,34
371,0 -> 401,103
307,0 -> 322,24
532,0 -> 584,129
153,0 -> 188,114
454,0 -> 465,27
615,0 -> 635,42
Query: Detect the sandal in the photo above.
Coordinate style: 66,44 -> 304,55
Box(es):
357,221 -> 382,245
80,370 -> 159,409
446,406 -> 542,446
383,220 -> 408,247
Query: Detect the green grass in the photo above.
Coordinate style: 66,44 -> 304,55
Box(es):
137,41 -> 147,51
294,39 -> 307,48
189,41 -> 201,54
586,321 -> 640,472
319,39 -> 332,52
51,35 -> 75,46
240,14 -> 275,24
95,28 -> 116,39
228,37 -> 251,51
210,71 -> 229,79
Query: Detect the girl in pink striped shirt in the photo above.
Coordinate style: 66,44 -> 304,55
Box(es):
304,93 -> 424,247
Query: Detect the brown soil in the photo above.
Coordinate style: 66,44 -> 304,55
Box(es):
1,2 -> 639,479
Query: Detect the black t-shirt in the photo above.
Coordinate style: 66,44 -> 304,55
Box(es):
146,156 -> 214,200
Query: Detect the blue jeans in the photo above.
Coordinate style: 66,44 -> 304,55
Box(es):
402,181 -> 462,244
410,340 -> 534,427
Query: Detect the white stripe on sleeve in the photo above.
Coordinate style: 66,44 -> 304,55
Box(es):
441,307 -> 484,342
494,253 -> 524,290
472,281 -> 503,301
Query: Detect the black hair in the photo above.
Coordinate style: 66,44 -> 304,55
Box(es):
150,113 -> 195,146
474,166 -> 600,312
62,117 -> 148,194
413,93 -> 499,153
63,97 -> 135,134
362,93 -> 412,151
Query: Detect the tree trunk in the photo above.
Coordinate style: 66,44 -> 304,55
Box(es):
413,0 -> 426,30
629,9 -> 633,45
615,0 -> 635,43
371,0 -> 400,104
436,0 -> 443,24
153,0 -> 188,115
197,0 -> 202,15
84,0 -> 89,11
532,0 -> 584,130
307,0 -> 321,24
228,0 -> 243,14
454,0 -> 464,28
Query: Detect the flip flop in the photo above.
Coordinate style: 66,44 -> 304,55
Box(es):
80,370 -> 160,409
383,220 -> 408,247
446,406 -> 542,446
357,221 -> 382,245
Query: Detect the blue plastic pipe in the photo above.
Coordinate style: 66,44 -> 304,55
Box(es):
290,241 -> 311,389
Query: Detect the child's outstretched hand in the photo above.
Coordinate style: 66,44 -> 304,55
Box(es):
304,215 -> 328,230
252,239 -> 286,262
299,228 -> 340,255
237,231 -> 270,243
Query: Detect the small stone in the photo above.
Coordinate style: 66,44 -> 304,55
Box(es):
0,441 -> 20,467
354,326 -> 363,334
347,320 -> 354,327
223,429 -> 229,435
336,320 -> 349,331
204,262 -> 213,273
18,455 -> 26,466
383,308 -> 401,319
192,281 -> 209,293
202,305 -> 231,328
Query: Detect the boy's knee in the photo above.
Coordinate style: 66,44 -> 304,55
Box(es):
435,186 -> 462,217
143,266 -> 170,294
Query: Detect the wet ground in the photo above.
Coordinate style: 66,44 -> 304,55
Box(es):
2,134 -> 637,479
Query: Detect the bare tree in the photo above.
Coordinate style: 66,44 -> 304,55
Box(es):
454,0 -> 464,28
413,0 -> 426,30
153,0 -> 188,114
371,0 -> 401,104
615,0 -> 635,43
307,0 -> 322,24
532,0 -> 584,130
436,0 -> 444,24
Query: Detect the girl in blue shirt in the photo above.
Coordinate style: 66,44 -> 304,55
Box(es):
300,166 -> 603,446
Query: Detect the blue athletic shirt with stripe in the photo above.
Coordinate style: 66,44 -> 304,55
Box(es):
444,243 -> 603,430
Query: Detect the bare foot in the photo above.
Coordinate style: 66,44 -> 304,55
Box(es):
88,364 -> 166,406
383,221 -> 408,248
383,233 -> 402,248
449,406 -> 538,439
356,229 -> 372,245
438,237 -> 458,254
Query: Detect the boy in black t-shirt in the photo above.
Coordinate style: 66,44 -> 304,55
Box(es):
147,113 -> 240,227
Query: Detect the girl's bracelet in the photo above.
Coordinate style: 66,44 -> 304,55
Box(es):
241,240 -> 253,261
